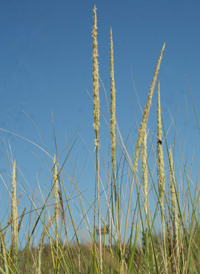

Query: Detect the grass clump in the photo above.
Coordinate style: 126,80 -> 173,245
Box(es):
0,6 -> 199,274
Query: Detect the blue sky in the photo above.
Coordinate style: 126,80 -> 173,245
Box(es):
0,0 -> 199,243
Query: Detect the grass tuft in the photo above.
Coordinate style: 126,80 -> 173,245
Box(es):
0,7 -> 199,274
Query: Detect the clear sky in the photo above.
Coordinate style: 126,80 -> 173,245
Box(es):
0,0 -> 199,242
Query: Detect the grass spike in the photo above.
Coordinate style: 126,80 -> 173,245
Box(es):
53,155 -> 59,268
169,147 -> 179,270
11,160 -> 18,265
142,129 -> 150,269
142,129 -> 148,225
92,5 -> 102,272
157,80 -> 166,259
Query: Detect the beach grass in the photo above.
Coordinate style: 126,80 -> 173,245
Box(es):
0,6 -> 199,274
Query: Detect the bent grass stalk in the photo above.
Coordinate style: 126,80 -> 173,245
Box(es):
122,43 -> 165,259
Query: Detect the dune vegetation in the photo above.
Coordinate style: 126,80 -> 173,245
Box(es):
0,6 -> 199,274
